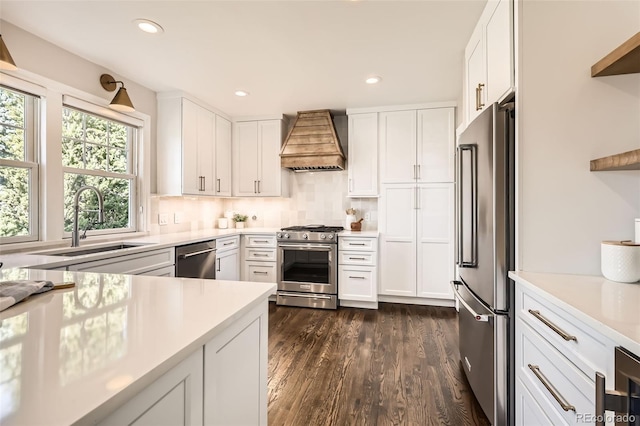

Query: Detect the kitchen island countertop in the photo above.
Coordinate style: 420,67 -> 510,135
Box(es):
0,267 -> 275,426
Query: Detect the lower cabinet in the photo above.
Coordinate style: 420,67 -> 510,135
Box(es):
242,234 -> 277,290
338,236 -> 378,309
245,261 -> 277,283
99,300 -> 268,426
215,236 -> 240,281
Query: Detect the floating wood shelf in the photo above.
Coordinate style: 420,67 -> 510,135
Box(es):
590,149 -> 640,171
591,32 -> 640,77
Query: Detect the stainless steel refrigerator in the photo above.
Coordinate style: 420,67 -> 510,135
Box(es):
452,100 -> 515,426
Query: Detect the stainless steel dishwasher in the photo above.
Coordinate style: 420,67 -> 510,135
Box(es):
175,240 -> 217,279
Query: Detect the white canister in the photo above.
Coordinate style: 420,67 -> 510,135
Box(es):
217,218 -> 228,229
635,218 -> 640,243
601,241 -> 640,283
345,214 -> 356,230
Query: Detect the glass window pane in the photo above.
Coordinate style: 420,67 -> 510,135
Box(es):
64,173 -> 131,232
0,166 -> 30,237
85,114 -> 107,143
109,122 -> 127,149
109,148 -> 128,173
62,109 -> 85,139
0,125 -> 25,161
0,88 -> 25,127
84,143 -> 108,171
62,138 -> 83,168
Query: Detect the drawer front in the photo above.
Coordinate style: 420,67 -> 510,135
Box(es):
245,262 -> 277,286
517,318 -> 594,424
339,237 -> 376,252
518,288 -> 611,378
217,236 -> 240,252
516,378 -> 563,426
245,235 -> 276,248
339,251 -> 375,266
338,266 -> 376,302
245,248 -> 276,262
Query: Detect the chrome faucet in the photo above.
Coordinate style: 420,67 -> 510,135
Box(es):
72,185 -> 105,247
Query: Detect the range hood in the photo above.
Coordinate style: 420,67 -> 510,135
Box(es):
280,109 -> 346,171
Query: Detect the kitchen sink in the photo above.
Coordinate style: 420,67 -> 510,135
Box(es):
35,243 -> 150,257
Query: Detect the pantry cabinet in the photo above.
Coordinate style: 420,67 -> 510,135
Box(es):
347,113 -> 378,197
464,0 -> 513,125
233,119 -> 289,197
157,95 -> 232,196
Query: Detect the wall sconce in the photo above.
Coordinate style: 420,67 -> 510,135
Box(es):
0,34 -> 18,70
100,74 -> 135,112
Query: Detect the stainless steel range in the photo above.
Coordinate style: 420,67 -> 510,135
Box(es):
276,225 -> 342,309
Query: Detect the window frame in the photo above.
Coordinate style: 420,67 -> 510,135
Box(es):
0,82 -> 42,244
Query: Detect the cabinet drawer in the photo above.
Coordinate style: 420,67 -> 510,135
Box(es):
339,251 -> 375,266
245,262 -> 277,287
517,318 -> 594,424
339,238 -> 376,252
519,289 -> 611,378
338,266 -> 376,302
217,236 -> 239,252
245,248 -> 276,262
245,235 -> 276,248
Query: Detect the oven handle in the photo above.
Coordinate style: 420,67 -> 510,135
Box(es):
278,292 -> 332,300
278,244 -> 333,251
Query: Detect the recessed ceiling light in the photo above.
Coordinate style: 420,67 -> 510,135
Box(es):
365,76 -> 382,84
234,90 -> 250,97
133,19 -> 164,34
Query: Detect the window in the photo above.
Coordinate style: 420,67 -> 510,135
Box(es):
0,86 -> 39,243
62,106 -> 137,236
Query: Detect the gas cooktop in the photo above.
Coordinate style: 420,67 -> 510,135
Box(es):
280,225 -> 344,233
277,225 -> 343,242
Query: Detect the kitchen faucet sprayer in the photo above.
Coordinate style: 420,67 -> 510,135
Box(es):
72,185 -> 105,247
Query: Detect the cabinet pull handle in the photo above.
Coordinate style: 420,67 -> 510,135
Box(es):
216,258 -> 221,272
216,178 -> 221,192
528,309 -> 577,342
223,241 -> 234,246
528,364 -> 576,412
475,83 -> 485,111
253,253 -> 269,257
257,180 -> 261,194
417,164 -> 421,180
254,181 -> 257,194
254,240 -> 269,243
349,257 -> 366,260
253,271 -> 268,275
348,178 -> 353,192
349,276 -> 366,279
413,165 -> 417,180
349,243 -> 366,246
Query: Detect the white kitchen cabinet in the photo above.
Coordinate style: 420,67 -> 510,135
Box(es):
242,234 -> 277,288
215,236 -> 240,281
338,236 -> 378,308
379,107 -> 455,184
204,302 -> 268,426
464,0 -> 513,125
98,348 -> 204,426
157,95 -> 232,196
233,119 -> 289,197
68,247 -> 175,276
347,112 -> 378,197
378,183 -> 454,302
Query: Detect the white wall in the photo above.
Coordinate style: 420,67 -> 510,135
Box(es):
518,1 -> 640,275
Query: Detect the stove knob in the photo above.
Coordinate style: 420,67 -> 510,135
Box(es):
320,234 -> 326,239
284,233 -> 290,239
303,233 -> 309,239
276,233 -> 282,238
328,234 -> 334,240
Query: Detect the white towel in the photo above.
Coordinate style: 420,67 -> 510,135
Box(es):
0,280 -> 54,312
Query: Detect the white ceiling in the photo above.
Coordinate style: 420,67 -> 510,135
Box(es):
1,0 -> 486,117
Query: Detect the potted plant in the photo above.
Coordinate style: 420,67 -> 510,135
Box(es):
233,213 -> 248,229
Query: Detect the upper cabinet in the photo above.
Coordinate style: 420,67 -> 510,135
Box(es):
347,112 -> 378,197
157,95 -> 232,196
379,107 -> 455,184
233,118 -> 289,197
464,0 -> 514,125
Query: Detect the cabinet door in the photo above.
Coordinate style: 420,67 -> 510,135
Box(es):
216,249 -> 239,281
379,110 -> 417,183
347,113 -> 378,196
181,99 -> 200,195
256,120 -> 282,196
339,266 -> 377,302
485,0 -> 512,103
465,23 -> 486,125
379,184 -> 417,296
416,184 -> 454,300
244,262 -> 277,284
233,121 -> 260,196
215,115 -> 232,196
417,108 -> 455,183
197,107 -> 216,195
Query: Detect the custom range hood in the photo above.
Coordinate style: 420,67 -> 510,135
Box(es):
280,109 -> 346,171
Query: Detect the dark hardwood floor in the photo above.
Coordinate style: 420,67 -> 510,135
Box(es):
268,302 -> 490,426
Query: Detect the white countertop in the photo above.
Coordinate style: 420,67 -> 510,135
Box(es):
509,271 -> 640,355
0,268 -> 276,426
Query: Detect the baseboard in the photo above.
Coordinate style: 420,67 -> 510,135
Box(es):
378,295 -> 455,307
339,300 -> 378,309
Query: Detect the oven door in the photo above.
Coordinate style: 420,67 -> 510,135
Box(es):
277,243 -> 337,294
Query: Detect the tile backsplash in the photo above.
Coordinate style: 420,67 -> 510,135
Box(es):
149,170 -> 378,234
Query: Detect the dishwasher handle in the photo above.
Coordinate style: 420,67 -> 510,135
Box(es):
177,247 -> 217,259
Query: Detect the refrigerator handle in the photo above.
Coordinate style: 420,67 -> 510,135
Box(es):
451,281 -> 489,322
456,144 -> 478,267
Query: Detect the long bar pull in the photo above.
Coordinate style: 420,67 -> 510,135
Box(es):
528,364 -> 575,412
528,309 -> 577,342
177,247 -> 216,259
456,144 -> 478,267
450,281 -> 489,322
